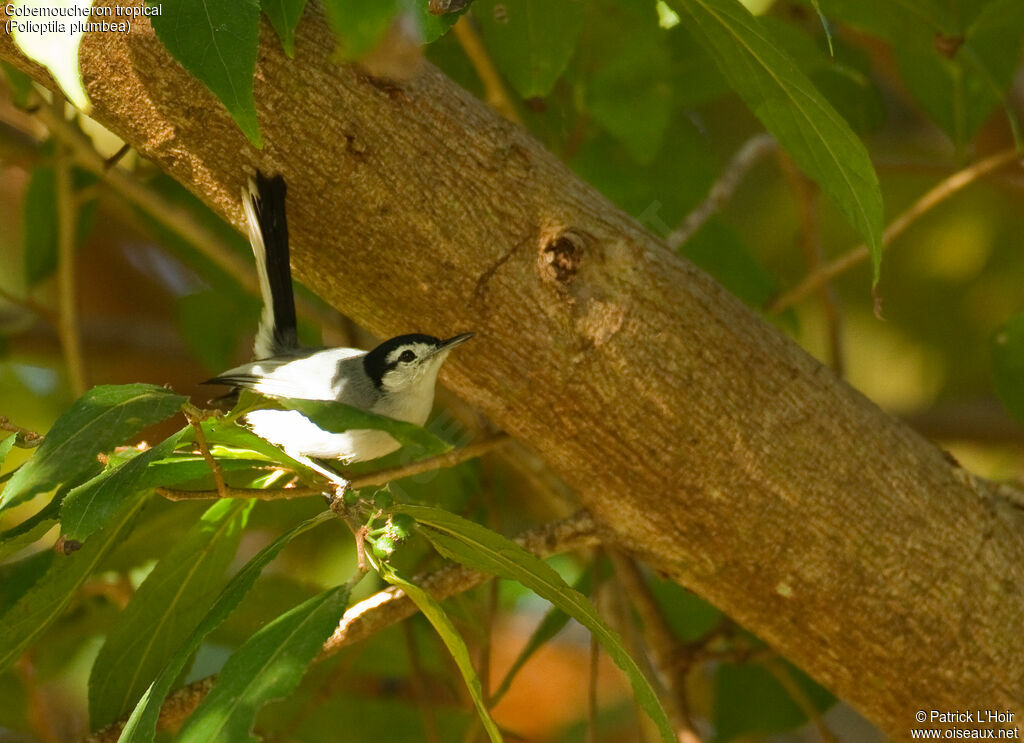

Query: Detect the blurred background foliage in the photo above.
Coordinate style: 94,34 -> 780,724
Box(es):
1,0 -> 1024,741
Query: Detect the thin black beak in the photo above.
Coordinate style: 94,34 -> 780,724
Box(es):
439,332 -> 474,350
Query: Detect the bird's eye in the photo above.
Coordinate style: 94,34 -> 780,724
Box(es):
399,350 -> 416,363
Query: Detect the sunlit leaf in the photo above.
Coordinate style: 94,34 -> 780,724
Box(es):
117,510 -> 335,743
89,499 -> 254,728
0,435 -> 14,468
0,498 -> 59,562
0,384 -> 187,514
396,505 -> 676,743
61,429 -> 186,542
176,584 -> 349,743
670,0 -> 884,280
148,0 -> 262,146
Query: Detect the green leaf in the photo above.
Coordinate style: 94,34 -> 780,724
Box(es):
116,509 -> 335,743
23,166 -> 57,286
277,397 -> 452,457
0,435 -> 14,468
22,163 -> 99,286
10,0 -> 93,111
381,567 -> 503,743
395,505 -> 676,743
323,0 -> 400,59
0,384 -> 187,514
474,0 -> 584,98
0,549 -> 55,609
992,313 -> 1024,425
0,495 -> 148,674
263,0 -> 309,57
713,660 -> 834,741
148,0 -> 262,147
670,0 -> 884,281
88,499 -> 254,729
414,0 -> 465,43
136,454 -> 270,490
176,584 -> 349,743
61,429 -> 187,543
0,498 -> 61,562
584,5 -> 673,164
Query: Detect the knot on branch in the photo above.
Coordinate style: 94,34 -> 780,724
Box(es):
539,231 -> 585,285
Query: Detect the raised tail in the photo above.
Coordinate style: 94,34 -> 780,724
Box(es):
244,172 -> 298,358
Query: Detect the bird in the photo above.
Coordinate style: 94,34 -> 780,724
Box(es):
204,172 -> 472,484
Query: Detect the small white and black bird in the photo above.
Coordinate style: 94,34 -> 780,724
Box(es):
205,172 -> 472,480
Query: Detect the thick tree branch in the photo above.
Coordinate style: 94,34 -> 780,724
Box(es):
4,7 -> 1024,739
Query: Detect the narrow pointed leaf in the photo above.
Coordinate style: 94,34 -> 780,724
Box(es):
0,384 -> 187,513
0,495 -> 148,674
0,435 -> 14,469
61,429 -> 187,542
23,165 -> 58,285
670,0 -> 884,280
176,584 -> 349,743
89,499 -> 254,729
149,0 -> 262,147
396,505 -> 676,743
117,510 -> 335,743
263,0 -> 309,57
382,567 -> 503,743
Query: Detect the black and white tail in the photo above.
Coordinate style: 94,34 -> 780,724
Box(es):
244,172 -> 298,359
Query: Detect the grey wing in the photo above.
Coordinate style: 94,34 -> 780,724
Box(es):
205,347 -> 378,406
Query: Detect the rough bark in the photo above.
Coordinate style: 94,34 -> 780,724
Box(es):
3,7 -> 1023,739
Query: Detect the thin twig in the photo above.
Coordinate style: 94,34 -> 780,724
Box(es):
84,511 -> 600,743
156,433 -> 511,501
666,133 -> 777,250
0,416 -> 44,448
183,406 -> 228,499
452,16 -> 522,124
770,147 -> 1023,313
53,100 -> 86,396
